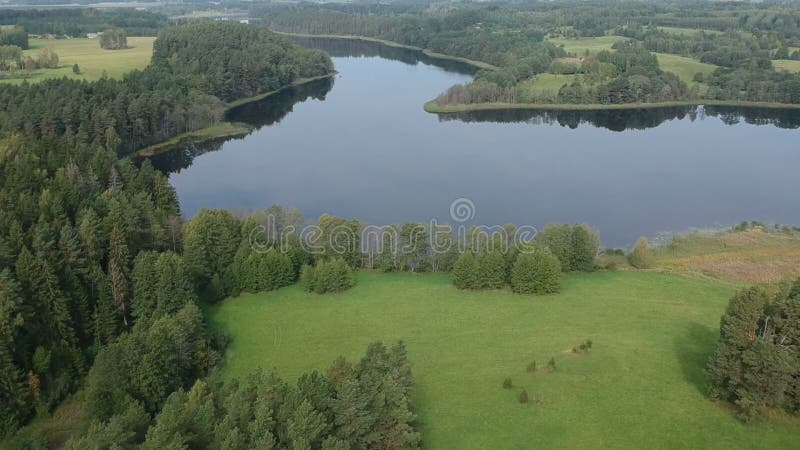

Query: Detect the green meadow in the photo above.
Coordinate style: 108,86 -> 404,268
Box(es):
208,271 -> 800,449
655,52 -> 718,87
0,37 -> 154,84
775,59 -> 800,73
548,36 -> 628,55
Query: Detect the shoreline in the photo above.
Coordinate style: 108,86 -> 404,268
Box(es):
135,73 -> 335,158
273,31 -> 497,71
424,99 -> 800,113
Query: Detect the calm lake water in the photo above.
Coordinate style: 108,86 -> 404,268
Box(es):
150,38 -> 800,248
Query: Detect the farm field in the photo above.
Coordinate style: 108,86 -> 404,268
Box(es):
775,59 -> 800,73
208,270 -> 800,449
0,37 -> 154,84
548,35 -> 628,55
655,53 -> 718,87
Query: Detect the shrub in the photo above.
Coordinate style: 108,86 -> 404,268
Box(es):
502,377 -> 513,389
547,357 -> 557,372
477,250 -> 507,289
575,339 -> 593,353
519,388 -> 529,404
452,251 -> 480,289
510,246 -> 561,294
527,361 -> 537,373
302,258 -> 356,294
628,236 -> 652,269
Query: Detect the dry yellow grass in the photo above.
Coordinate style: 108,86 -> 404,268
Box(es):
654,228 -> 800,284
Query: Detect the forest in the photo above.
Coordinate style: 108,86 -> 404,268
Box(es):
261,1 -> 800,108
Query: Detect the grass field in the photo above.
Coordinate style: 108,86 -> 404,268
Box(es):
208,271 -> 800,449
774,59 -> 800,73
654,228 -> 800,284
548,36 -> 628,56
655,53 -> 718,87
0,37 -> 154,84
516,73 -> 578,101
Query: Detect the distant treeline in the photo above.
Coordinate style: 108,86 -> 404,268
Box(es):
0,9 -> 167,37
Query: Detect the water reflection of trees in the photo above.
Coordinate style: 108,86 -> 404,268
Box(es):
289,36 -> 478,75
438,105 -> 800,131
147,76 -> 334,173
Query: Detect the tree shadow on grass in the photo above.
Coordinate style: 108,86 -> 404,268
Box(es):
673,322 -> 719,395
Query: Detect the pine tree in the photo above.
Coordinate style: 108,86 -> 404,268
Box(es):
131,251 -> 159,322
707,287 -> 770,403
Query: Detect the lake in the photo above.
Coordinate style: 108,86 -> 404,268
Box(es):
149,37 -> 800,248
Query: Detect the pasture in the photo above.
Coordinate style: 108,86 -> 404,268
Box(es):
208,270 -> 800,449
0,37 -> 154,84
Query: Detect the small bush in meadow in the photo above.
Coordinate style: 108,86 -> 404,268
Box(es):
628,236 -> 653,269
519,388 -> 529,404
527,361 -> 537,373
547,357 -> 557,372
502,377 -> 513,389
301,258 -> 356,294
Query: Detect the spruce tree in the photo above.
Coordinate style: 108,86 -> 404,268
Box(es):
477,250 -> 507,289
452,251 -> 479,290
511,246 -> 561,294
